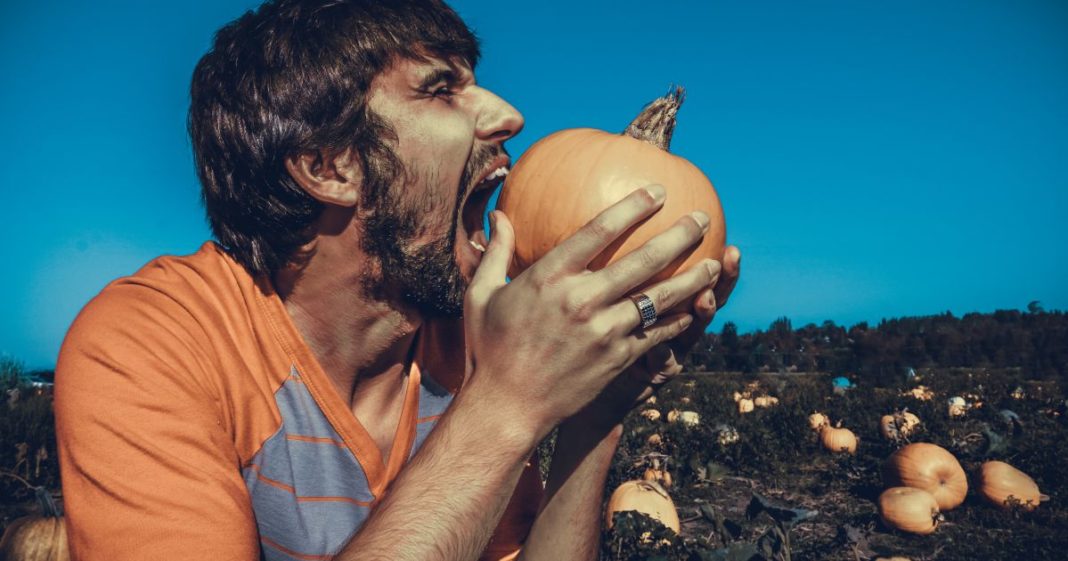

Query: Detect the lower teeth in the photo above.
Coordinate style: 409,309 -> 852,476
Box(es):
469,239 -> 486,252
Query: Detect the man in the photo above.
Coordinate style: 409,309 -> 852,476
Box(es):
54,1 -> 741,560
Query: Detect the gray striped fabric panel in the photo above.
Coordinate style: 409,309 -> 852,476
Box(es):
244,367 -> 455,560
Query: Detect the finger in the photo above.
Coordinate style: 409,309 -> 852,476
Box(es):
466,211 -> 514,309
608,258 -> 720,334
625,312 -> 694,359
536,185 -> 666,276
714,245 -> 741,309
588,210 -> 711,304
668,288 -> 716,357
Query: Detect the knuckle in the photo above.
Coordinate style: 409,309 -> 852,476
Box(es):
582,216 -> 614,243
565,292 -> 596,322
589,320 -> 616,349
636,248 -> 660,271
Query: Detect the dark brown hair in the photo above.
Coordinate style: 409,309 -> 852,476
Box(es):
189,0 -> 480,275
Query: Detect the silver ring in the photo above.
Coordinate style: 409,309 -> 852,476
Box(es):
630,293 -> 658,329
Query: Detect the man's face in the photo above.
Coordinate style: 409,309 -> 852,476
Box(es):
360,55 -> 524,318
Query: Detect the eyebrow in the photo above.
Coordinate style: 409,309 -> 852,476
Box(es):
416,68 -> 459,91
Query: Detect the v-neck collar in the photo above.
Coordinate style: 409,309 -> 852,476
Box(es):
253,277 -> 423,499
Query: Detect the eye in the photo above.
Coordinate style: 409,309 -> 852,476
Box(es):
430,85 -> 456,100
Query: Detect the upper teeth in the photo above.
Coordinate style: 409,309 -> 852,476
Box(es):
485,167 -> 508,182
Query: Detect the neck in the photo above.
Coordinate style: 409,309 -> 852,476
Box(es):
273,207 -> 423,408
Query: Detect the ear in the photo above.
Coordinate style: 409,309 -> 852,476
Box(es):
285,148 -> 362,207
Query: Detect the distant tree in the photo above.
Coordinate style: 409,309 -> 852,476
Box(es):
1028,300 -> 1044,314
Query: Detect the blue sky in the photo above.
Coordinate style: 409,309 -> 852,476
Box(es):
2,0 -> 1066,369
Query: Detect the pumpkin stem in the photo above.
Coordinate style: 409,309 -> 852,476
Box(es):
34,486 -> 62,517
623,86 -> 685,151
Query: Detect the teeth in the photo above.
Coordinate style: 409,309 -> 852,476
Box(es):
485,167 -> 509,181
468,239 -> 486,252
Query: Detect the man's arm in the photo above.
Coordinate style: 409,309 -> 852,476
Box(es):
338,189 -> 718,560
517,245 -> 742,561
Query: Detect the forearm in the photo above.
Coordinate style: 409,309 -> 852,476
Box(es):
337,389 -> 538,561
518,418 -> 623,561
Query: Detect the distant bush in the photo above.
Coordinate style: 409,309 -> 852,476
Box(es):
0,356 -> 59,504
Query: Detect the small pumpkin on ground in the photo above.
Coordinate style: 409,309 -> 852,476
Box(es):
883,443 -> 968,511
808,412 -> 829,432
640,409 -> 661,422
737,398 -> 755,414
605,480 -> 681,533
754,395 -> 779,408
820,424 -> 858,454
878,486 -> 942,535
880,410 -> 921,441
977,460 -> 1049,510
666,410 -> 699,427
642,457 -> 673,489
0,486 -> 70,561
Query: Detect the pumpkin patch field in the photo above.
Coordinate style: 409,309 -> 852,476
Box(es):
581,368 -> 1068,560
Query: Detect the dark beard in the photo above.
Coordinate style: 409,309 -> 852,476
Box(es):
361,145 -> 502,318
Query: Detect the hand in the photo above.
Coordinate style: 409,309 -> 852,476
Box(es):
570,245 -> 742,429
460,185 -> 721,441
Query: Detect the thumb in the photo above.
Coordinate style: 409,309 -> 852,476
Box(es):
467,210 -> 515,305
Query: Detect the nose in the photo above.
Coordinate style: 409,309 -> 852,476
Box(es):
474,87 -> 524,143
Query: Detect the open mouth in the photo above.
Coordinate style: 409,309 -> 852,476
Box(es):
461,165 -> 509,252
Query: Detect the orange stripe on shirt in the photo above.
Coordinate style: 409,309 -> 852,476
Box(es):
417,414 -> 441,424
296,495 -> 373,507
286,434 -> 347,447
256,472 -> 296,493
261,535 -> 334,561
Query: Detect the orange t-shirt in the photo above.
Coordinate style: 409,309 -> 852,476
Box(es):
55,242 -> 542,560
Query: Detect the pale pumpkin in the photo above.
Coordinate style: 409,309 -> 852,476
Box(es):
878,487 -> 941,535
820,426 -> 857,454
0,488 -> 70,561
715,425 -> 740,446
880,411 -> 921,441
808,412 -> 829,431
666,409 -> 699,426
642,458 -> 673,489
497,88 -> 726,285
737,398 -> 755,414
605,480 -> 681,533
947,396 -> 967,417
883,443 -> 968,511
646,433 -> 663,447
754,395 -> 779,408
640,409 -> 661,422
977,460 -> 1049,510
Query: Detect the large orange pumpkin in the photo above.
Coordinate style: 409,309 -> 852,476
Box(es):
497,88 -> 725,285
878,487 -> 941,535
605,480 -> 681,532
883,443 -> 968,511
977,460 -> 1049,510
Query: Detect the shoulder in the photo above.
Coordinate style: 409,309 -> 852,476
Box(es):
56,242 -> 259,388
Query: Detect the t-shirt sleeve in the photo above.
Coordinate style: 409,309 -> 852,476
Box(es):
54,283 -> 259,560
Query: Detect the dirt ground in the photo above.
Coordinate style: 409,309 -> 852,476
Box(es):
594,369 -> 1068,560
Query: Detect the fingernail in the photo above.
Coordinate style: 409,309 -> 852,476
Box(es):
706,259 -> 721,278
645,185 -> 666,204
704,289 -> 715,309
680,314 -> 694,329
691,211 -> 710,232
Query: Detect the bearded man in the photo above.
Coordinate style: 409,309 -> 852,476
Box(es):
54,1 -> 740,560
